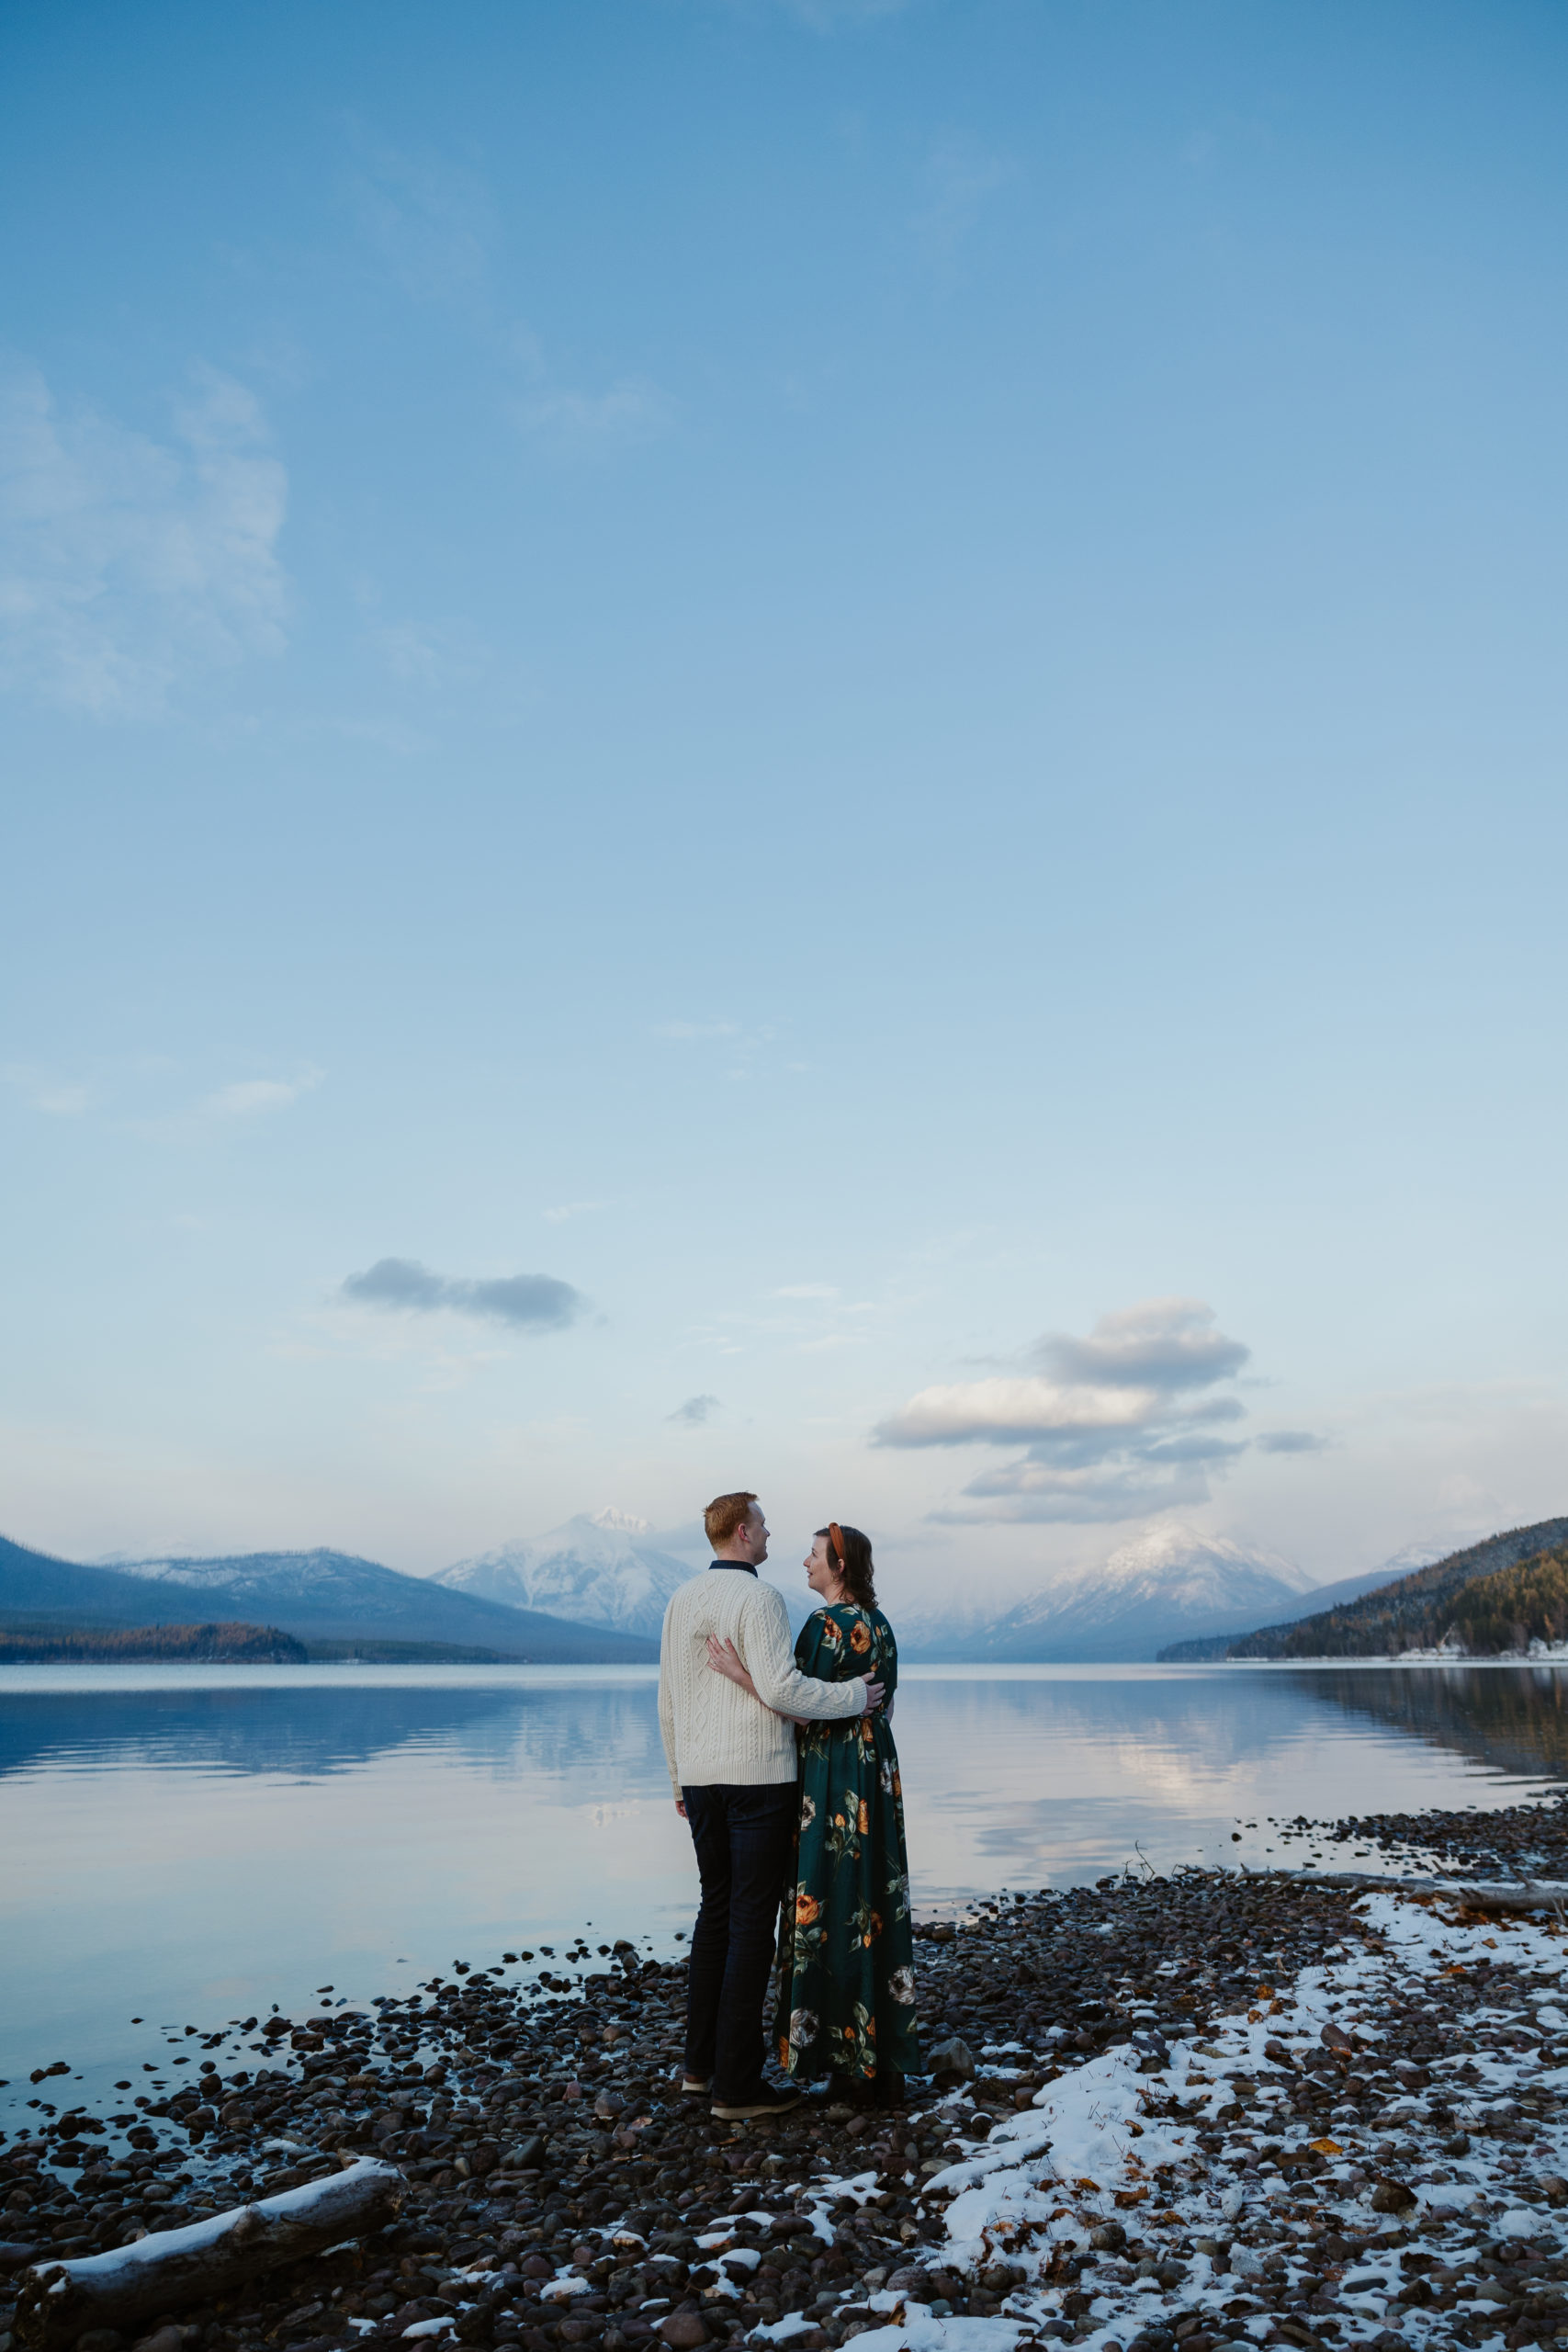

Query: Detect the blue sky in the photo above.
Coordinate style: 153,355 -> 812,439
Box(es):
5,0 -> 1568,1596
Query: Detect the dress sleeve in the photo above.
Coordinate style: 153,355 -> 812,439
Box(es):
878,1612 -> 899,1703
795,1611 -> 829,1679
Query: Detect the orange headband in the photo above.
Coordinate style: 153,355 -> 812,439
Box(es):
829,1521 -> 846,1564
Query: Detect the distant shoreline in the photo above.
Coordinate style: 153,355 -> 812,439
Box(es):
4,1652 -> 1568,1676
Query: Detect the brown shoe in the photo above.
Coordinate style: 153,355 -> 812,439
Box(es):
711,2084 -> 803,2120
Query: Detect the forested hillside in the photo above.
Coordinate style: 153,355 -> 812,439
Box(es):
0,1620 -> 307,1662
1216,1517 -> 1568,1658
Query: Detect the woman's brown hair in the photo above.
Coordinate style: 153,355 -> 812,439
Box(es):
818,1521 -> 876,1611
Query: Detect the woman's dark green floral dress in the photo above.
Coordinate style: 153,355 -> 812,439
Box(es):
773,1602 -> 920,2086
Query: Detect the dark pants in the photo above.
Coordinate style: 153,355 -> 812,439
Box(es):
682,1780 -> 797,2102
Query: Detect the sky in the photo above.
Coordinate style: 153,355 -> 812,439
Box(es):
4,0 -> 1568,1602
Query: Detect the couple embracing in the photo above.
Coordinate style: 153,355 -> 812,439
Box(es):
657,1490 -> 919,2121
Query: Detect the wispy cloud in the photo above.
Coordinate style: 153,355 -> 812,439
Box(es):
667,1394 -> 720,1427
344,128 -> 496,301
917,134 -> 1020,268
204,1069 -> 322,1120
544,1201 -> 605,1225
773,1283 -> 839,1300
341,1256 -> 585,1332
0,365 -> 288,718
366,618 -> 491,689
930,1462 -> 1216,1526
2,1064 -> 89,1116
514,378 -> 674,454
653,1016 -> 776,1083
508,323 -> 675,457
1256,1429 -> 1329,1455
876,1297 -> 1253,1523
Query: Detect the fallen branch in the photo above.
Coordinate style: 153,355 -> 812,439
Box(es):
1292,1871 -> 1568,1915
15,2158 -> 404,2348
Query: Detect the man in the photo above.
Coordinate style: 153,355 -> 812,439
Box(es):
659,1490 -> 885,2120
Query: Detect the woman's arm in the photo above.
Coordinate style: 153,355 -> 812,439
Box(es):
705,1633 -> 759,1701
705,1636 -> 818,1731
706,1634 -> 809,1725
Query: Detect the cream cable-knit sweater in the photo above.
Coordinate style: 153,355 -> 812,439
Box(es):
658,1566 -> 868,1799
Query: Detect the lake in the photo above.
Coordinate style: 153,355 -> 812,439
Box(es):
4,1659 -> 1566,2136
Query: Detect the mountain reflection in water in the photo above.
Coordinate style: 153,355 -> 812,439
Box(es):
2,1661 -> 1562,2125
0,1674 -> 667,1787
1293,1662 -> 1568,1786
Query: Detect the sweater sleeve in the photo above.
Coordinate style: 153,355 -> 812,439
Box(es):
741,1584 -> 867,1720
658,1600 -> 682,1801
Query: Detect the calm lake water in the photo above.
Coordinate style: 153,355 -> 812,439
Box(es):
4,1660 -> 1566,2135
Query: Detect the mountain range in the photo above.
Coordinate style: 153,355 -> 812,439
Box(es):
428,1513 -> 1383,1663
0,1532 -> 658,1663
6,1506 -> 1539,1667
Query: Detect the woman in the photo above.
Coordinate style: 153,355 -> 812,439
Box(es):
705,1521 -> 919,2105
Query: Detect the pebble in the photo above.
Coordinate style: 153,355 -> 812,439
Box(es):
4,1804 -> 1568,2352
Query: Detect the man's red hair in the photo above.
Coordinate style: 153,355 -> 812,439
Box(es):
704,1490 -> 758,1548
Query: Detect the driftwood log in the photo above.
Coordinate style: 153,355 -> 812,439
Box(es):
15,2157 -> 404,2349
1292,1871 -> 1568,1914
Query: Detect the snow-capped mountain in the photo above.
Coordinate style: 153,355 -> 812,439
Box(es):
897,1525 -> 1319,1663
432,1510 -> 697,1640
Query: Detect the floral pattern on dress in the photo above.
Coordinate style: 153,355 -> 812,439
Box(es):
773,1601 -> 921,2085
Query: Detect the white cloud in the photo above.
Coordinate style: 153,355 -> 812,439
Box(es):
773,1283 -> 839,1300
514,377 -> 674,455
877,1374 -> 1150,1447
367,618 -> 490,689
543,1201 -> 606,1224
2,1064 -> 89,1116
204,1069 -> 321,1119
1042,1296 -> 1250,1391
917,134 -> 1020,266
877,1296 -> 1253,1525
656,1020 -> 742,1042
0,365 -> 288,718
345,129 -> 495,301
508,324 -> 673,456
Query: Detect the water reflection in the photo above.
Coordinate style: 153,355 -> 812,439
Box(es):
1292,1663 -> 1568,1784
8,1664 -> 1566,1792
893,1666 -> 1567,1897
2,1661 -> 1562,2131
0,1673 -> 669,1786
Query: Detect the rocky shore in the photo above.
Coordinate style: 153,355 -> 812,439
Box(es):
5,1796 -> 1568,2352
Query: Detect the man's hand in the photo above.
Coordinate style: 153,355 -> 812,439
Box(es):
675,1800 -> 687,1819
863,1679 -> 886,1712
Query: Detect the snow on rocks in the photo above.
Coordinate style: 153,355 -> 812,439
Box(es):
812,1881 -> 1568,2352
